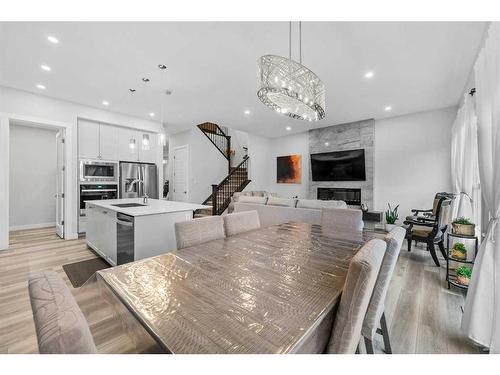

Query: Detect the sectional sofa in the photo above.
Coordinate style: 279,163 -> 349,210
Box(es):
233,195 -> 347,227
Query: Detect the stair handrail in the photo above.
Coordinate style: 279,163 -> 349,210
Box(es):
217,155 -> 249,188
197,122 -> 229,138
200,155 -> 250,213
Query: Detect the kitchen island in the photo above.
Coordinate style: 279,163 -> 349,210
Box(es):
85,198 -> 210,266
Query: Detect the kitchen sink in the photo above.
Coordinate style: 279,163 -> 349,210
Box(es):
111,203 -> 147,208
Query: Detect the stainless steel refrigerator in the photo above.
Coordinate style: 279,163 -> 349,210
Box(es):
119,162 -> 158,199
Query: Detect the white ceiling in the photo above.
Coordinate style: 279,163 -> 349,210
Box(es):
0,22 -> 487,137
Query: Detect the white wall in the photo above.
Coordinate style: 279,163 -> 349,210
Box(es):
247,133 -> 271,191
0,86 -> 162,249
245,107 -> 456,221
9,125 -> 57,229
228,129 -> 248,167
374,107 -> 456,220
266,132 -> 309,198
168,128 -> 227,203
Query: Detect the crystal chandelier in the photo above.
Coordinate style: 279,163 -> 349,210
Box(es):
257,22 -> 325,122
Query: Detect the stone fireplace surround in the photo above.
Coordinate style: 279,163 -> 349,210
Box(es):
308,119 -> 374,209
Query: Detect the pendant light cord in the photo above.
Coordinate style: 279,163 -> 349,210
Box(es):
299,21 -> 302,64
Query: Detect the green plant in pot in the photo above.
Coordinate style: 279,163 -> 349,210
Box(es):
452,217 -> 475,236
456,266 -> 472,286
384,203 -> 399,231
451,242 -> 467,261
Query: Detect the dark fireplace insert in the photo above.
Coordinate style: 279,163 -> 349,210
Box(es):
317,187 -> 361,206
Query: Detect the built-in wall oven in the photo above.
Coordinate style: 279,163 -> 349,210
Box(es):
79,184 -> 118,233
78,159 -> 119,233
80,159 -> 118,183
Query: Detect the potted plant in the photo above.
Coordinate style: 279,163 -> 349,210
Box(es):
456,266 -> 472,286
451,242 -> 467,261
452,217 -> 475,236
384,203 -> 399,231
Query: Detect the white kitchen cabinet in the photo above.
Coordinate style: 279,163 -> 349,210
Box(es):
118,127 -> 139,162
78,120 -> 119,160
138,132 -> 158,163
86,205 -> 117,266
78,119 -> 100,159
99,125 -> 119,161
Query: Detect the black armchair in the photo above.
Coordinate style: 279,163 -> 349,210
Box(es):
406,192 -> 455,223
404,197 -> 453,267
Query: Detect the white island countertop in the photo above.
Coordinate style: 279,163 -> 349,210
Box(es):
86,198 -> 210,217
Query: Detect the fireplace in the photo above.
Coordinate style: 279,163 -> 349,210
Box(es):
317,187 -> 361,206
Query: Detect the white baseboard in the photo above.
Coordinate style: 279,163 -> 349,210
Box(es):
9,222 -> 56,231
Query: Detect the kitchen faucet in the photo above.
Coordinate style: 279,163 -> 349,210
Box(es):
127,179 -> 148,204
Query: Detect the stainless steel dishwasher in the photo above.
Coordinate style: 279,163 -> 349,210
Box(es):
116,213 -> 135,265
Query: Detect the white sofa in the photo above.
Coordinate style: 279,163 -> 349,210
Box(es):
233,196 -> 347,227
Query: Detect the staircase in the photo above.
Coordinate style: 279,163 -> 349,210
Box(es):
196,122 -> 251,216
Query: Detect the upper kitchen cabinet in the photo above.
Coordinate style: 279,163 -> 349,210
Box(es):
78,120 -> 119,160
78,119 -> 100,159
99,125 -> 119,161
138,132 -> 158,163
118,128 -> 157,163
118,127 -> 139,162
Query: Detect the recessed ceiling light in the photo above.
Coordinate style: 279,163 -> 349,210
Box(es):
325,142 -> 330,146
158,64 -> 167,70
244,109 -> 251,115
384,106 -> 392,111
364,71 -> 374,79
149,112 -> 155,117
285,126 -> 292,131
102,100 -> 109,106
142,78 -> 150,83
41,64 -> 51,72
47,36 -> 59,44
129,88 -> 136,92
36,84 -> 46,90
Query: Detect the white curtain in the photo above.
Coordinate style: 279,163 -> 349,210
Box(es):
450,94 -> 481,231
462,22 -> 500,353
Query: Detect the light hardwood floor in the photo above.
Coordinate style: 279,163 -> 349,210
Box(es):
0,227 -> 479,354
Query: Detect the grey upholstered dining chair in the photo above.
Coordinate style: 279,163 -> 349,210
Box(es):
362,226 -> 406,354
223,210 -> 261,236
175,215 -> 226,249
326,238 -> 386,354
321,207 -> 364,232
28,271 -> 97,354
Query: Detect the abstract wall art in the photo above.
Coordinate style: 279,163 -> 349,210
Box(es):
277,154 -> 302,184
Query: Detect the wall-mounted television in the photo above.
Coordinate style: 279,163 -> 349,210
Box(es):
310,149 -> 366,181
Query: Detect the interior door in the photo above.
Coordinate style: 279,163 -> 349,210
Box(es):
173,146 -> 188,202
55,130 -> 65,238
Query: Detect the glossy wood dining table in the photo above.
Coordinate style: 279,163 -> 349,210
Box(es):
95,222 -> 386,353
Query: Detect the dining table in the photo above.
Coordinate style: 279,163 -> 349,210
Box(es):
90,222 -> 387,354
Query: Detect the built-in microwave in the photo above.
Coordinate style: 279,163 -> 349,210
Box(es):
79,159 -> 118,183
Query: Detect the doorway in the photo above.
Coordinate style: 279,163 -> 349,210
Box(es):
173,145 -> 189,202
8,121 -> 66,240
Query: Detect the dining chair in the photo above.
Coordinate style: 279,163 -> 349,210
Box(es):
28,271 -> 97,354
326,238 -> 386,354
175,215 -> 226,249
362,226 -> 406,354
321,207 -> 364,232
223,210 -> 261,236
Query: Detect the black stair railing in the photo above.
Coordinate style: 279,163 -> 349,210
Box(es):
197,122 -> 231,174
202,156 -> 250,215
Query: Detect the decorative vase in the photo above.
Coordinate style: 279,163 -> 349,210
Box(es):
457,275 -> 470,286
385,223 -> 396,232
452,223 -> 475,236
451,248 -> 467,261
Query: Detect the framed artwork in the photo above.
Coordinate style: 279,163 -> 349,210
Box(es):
277,154 -> 302,184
